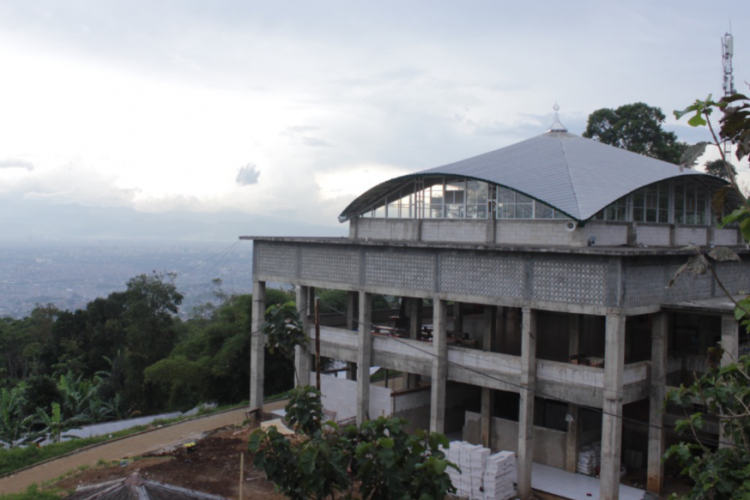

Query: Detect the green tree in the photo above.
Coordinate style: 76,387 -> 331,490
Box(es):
583,102 -> 688,164
668,91 -> 750,499
249,393 -> 458,500
120,272 -> 183,413
704,158 -> 737,180
665,356 -> 750,500
144,289 -> 295,410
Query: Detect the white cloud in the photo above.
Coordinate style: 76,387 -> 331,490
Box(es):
0,0 -> 747,232
235,163 -> 261,186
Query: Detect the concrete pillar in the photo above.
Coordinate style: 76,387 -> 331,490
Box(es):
565,314 -> 581,473
600,313 -> 625,500
407,298 -> 423,389
430,299 -> 448,433
294,286 -> 312,387
721,313 -> 739,367
518,307 -> 537,500
565,405 -> 579,473
249,280 -> 266,409
569,314 -> 581,359
356,291 -> 372,425
346,291 -> 358,381
647,312 -> 668,494
453,301 -> 463,335
481,305 -> 497,448
720,314 -> 739,448
346,291 -> 357,330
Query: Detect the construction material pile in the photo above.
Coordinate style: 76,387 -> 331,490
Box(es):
442,441 -> 516,500
577,441 -> 601,476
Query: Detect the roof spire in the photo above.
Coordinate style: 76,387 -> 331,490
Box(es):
548,103 -> 568,132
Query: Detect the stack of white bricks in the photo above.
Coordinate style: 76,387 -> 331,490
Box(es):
483,451 -> 516,500
442,441 -> 516,500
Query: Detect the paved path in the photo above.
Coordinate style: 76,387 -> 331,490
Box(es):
0,402 -> 286,495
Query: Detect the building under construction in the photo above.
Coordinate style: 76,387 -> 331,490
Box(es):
243,114 -> 748,500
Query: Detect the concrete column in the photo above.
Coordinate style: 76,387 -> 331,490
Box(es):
249,280 -> 266,409
600,313 -> 625,500
721,314 -> 739,367
346,291 -> 358,380
481,305 -> 498,448
356,291 -> 372,425
407,298 -> 423,389
430,299 -> 448,433
569,314 -> 581,359
720,314 -> 739,448
453,302 -> 463,335
565,314 -> 581,473
294,286 -> 312,387
565,405 -> 579,473
647,312 -> 668,494
518,307 -> 537,500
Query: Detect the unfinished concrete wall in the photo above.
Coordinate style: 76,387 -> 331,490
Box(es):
635,225 -> 671,246
714,228 -> 739,245
319,373 -> 393,421
354,219 -> 419,241
463,411 -> 567,469
393,388 -> 432,432
421,220 -> 487,243
675,226 -> 708,246
495,221 -> 628,247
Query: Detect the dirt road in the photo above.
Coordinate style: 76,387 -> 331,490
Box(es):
0,402 -> 285,495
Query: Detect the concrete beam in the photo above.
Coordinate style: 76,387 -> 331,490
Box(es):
517,307 -> 537,500
250,280 -> 266,409
430,299 -> 448,433
647,312 -> 667,494
295,286 -> 312,387
600,313 -> 625,500
357,291 -> 372,425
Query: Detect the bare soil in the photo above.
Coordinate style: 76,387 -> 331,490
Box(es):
53,425 -> 285,500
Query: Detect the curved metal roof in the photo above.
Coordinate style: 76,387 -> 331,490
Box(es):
339,131 -> 728,222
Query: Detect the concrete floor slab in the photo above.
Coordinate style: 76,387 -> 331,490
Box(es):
532,463 -> 644,500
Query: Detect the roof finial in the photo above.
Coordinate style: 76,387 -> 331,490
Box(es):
548,103 -> 568,133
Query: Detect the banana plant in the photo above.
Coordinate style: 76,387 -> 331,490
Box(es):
0,386 -> 32,449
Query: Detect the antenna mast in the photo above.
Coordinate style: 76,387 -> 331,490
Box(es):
721,32 -> 735,157
722,32 -> 735,96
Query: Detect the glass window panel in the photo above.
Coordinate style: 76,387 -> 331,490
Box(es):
497,203 -> 514,219
633,206 -> 644,222
516,204 -> 533,219
467,180 -> 488,204
497,187 -> 515,204
387,202 -> 398,218
516,193 -> 532,204
536,202 -> 554,219
445,204 -> 462,219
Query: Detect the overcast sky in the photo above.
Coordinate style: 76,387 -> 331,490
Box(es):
0,1 -> 747,228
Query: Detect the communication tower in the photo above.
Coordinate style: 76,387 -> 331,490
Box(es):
722,32 -> 735,157
722,32 -> 735,96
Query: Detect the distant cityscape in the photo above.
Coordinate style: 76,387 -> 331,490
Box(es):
0,240 -> 258,319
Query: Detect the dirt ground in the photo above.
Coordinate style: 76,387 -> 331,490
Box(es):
53,424 -> 285,500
